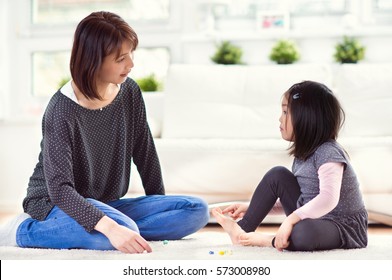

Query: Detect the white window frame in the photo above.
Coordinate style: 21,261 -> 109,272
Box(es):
4,0 -> 182,122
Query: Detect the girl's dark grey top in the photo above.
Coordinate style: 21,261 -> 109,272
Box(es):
23,78 -> 165,232
293,140 -> 368,248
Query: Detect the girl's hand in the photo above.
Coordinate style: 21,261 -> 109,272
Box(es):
274,213 -> 300,251
95,216 -> 152,254
222,203 -> 249,220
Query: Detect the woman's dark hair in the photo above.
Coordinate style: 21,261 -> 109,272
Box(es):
70,11 -> 138,100
285,80 -> 345,160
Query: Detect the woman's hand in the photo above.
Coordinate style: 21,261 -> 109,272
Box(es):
274,213 -> 300,251
95,216 -> 152,254
222,203 -> 249,220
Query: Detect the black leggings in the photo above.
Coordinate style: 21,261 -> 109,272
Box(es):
237,166 -> 342,251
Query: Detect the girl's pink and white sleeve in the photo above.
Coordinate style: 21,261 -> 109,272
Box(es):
294,162 -> 344,219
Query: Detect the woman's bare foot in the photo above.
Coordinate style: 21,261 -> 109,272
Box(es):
238,232 -> 274,247
211,208 -> 245,245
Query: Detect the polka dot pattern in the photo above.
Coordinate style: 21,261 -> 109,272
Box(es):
23,78 -> 165,232
293,140 -> 368,248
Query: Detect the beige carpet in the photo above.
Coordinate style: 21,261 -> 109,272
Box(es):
1,231 -> 391,260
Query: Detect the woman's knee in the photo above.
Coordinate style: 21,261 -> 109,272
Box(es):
86,198 -> 139,232
175,196 -> 210,230
187,196 -> 210,227
200,200 -> 210,226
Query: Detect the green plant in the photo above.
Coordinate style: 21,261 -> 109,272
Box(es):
211,41 -> 243,65
334,36 -> 365,63
136,74 -> 162,92
58,76 -> 70,88
269,39 -> 300,64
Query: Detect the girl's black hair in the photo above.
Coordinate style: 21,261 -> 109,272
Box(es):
285,80 -> 345,160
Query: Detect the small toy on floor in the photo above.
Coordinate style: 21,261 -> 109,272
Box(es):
209,250 -> 233,255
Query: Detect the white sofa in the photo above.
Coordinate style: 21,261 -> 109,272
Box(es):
333,64 -> 392,226
130,63 -> 392,225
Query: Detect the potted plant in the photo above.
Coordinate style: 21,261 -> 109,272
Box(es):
211,41 -> 243,65
269,39 -> 300,64
136,74 -> 162,92
58,76 -> 70,88
334,36 -> 365,63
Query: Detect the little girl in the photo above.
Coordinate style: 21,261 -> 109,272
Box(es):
212,80 -> 368,251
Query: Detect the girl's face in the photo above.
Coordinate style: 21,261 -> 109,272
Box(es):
97,41 -> 134,86
279,95 -> 294,141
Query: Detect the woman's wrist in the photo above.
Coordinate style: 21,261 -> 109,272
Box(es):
94,215 -> 117,235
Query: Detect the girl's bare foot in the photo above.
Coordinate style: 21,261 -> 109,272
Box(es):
211,208 -> 245,245
238,232 -> 274,247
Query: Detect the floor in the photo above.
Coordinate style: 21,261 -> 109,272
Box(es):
202,223 -> 392,235
2,212 -> 391,234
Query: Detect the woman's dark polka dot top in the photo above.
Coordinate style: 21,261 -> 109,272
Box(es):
23,78 -> 165,232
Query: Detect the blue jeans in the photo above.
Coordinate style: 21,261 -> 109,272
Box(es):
16,195 -> 209,250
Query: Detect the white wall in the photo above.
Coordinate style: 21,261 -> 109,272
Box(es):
0,122 -> 42,212
0,0 -> 8,119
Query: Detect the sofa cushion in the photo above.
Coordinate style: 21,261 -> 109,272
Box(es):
334,63 -> 392,138
162,64 -> 332,139
339,137 -> 392,194
365,194 -> 392,226
130,138 -> 292,203
143,92 -> 165,138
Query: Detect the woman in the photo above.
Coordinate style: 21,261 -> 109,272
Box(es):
0,11 -> 209,254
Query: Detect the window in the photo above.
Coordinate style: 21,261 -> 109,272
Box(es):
3,0 -> 176,120
32,0 -> 170,24
132,47 -> 170,83
373,0 -> 392,10
29,1 -> 172,97
289,0 -> 349,15
32,51 -> 70,97
195,0 -> 356,35
30,0 -> 172,95
372,0 -> 392,24
31,48 -> 170,97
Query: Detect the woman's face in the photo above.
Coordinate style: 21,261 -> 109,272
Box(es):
279,95 -> 294,142
97,41 -> 134,85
